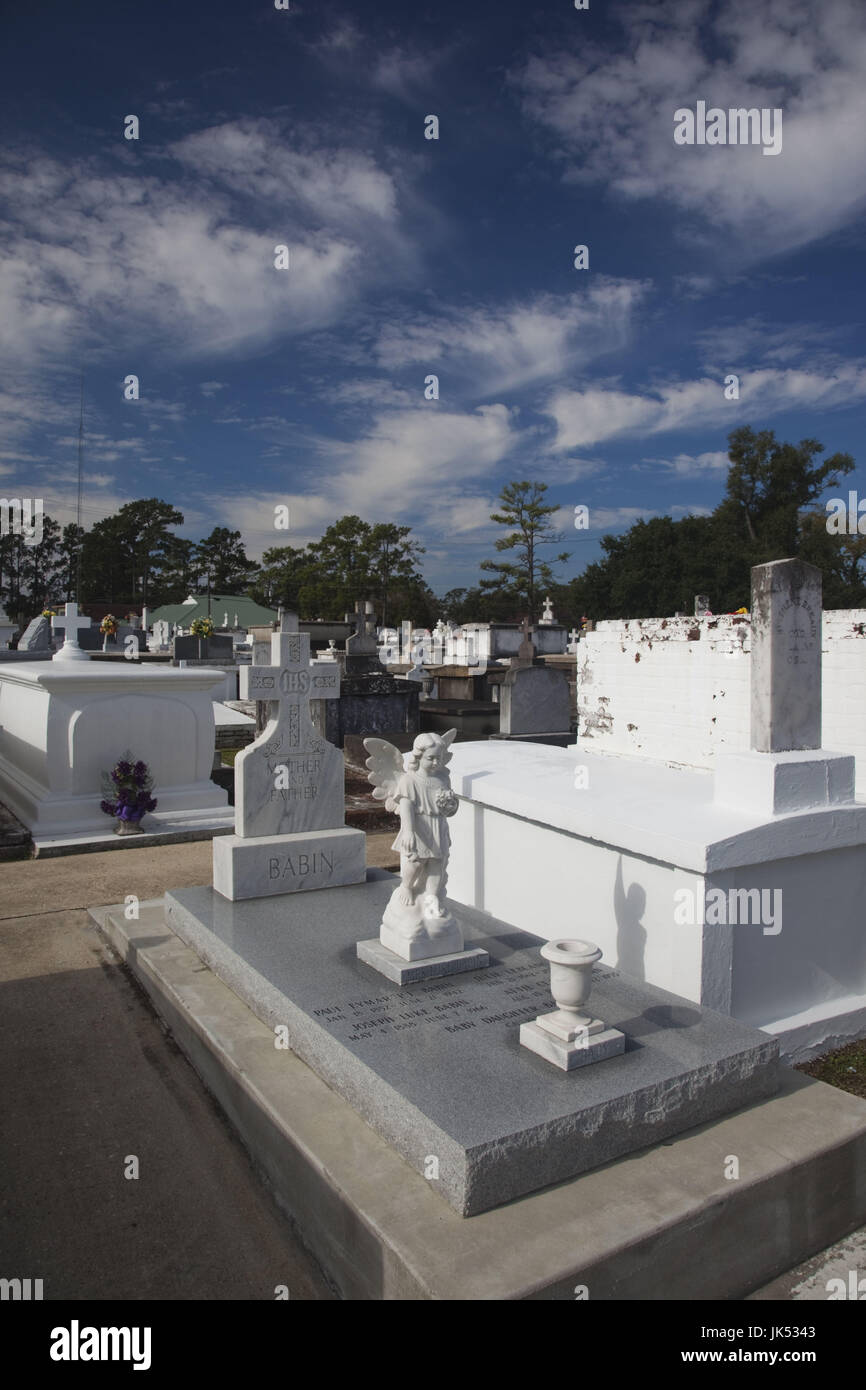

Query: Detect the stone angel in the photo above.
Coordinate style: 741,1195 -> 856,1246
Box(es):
364,730 -> 463,960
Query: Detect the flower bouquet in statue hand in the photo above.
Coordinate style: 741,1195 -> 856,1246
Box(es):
364,730 -> 464,961
100,751 -> 157,835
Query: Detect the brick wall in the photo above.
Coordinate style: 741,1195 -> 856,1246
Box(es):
577,611 -> 866,793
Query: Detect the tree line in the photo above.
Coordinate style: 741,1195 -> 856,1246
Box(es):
2,426 -> 863,627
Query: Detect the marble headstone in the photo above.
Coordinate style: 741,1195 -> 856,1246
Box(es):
213,618 -> 365,899
18,614 -> 54,651
235,628 -> 343,837
715,558 -> 854,815
750,558 -> 821,753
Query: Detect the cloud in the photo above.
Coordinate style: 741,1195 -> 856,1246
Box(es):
515,0 -> 866,257
642,450 -> 731,476
194,404 -> 522,559
375,280 -> 649,396
545,361 -> 866,450
200,381 -> 228,397
0,121 -> 418,369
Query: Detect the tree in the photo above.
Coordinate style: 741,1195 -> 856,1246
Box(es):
364,522 -> 426,626
718,426 -> 854,558
479,481 -> 569,621
0,513 -> 64,621
250,544 -> 315,611
156,535 -> 198,605
567,428 -> 860,619
194,527 -> 258,595
79,499 -> 185,607
57,523 -> 85,603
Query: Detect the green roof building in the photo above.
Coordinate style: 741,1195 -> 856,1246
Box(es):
148,594 -> 279,629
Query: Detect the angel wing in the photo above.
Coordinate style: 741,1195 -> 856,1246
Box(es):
438,728 -> 457,766
363,737 -> 405,813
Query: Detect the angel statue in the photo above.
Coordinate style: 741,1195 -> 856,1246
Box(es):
364,730 -> 464,960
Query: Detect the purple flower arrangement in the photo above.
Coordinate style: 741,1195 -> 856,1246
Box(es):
100,752 -> 157,827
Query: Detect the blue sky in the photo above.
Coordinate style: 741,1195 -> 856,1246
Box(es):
2,0 -> 866,594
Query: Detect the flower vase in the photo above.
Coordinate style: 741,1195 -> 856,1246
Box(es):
115,817 -> 144,836
539,938 -> 602,1032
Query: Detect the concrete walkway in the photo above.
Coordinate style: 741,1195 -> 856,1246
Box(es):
0,833 -> 862,1300
0,834 -> 396,1301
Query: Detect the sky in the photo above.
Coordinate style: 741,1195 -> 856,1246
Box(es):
2,0 -> 866,596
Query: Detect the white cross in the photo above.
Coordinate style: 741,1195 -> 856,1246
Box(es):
51,602 -> 91,662
236,622 -> 341,836
568,627 -> 581,652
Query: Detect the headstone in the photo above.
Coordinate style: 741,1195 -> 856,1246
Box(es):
173,633 -> 233,661
750,559 -> 820,753
495,664 -> 571,741
515,618 -> 536,668
567,627 -> 580,654
695,595 -> 711,616
18,614 -> 54,652
714,558 -> 854,816
212,616 -> 365,899
540,596 -> 554,625
51,602 -> 91,662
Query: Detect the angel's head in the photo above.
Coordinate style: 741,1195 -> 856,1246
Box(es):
407,732 -> 449,776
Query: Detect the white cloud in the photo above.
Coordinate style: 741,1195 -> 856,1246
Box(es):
545,361 -> 866,450
0,122 -> 417,370
376,280 -> 648,396
516,0 -> 866,257
643,450 -> 730,476
195,404 -> 522,559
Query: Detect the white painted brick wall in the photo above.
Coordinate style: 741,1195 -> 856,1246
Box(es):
577,611 -> 866,793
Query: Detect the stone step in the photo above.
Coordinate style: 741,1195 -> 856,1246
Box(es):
0,799 -> 32,861
90,898 -> 866,1300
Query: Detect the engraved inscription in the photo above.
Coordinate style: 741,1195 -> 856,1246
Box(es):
313,961 -> 557,1043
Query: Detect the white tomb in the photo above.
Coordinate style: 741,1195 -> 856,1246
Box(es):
446,560 -> 866,1061
0,663 -> 231,840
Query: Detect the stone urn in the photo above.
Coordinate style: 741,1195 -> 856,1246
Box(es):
540,938 -> 602,1033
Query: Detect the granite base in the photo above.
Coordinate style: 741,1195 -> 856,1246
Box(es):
356,937 -> 490,984
162,873 -> 779,1215
213,827 -> 366,901
89,897 -> 866,1299
520,1020 -> 626,1070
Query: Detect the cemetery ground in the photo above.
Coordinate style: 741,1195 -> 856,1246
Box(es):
1,832 -> 865,1302
0,832 -> 397,1302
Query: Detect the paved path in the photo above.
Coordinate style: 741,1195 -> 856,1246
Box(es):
0,834 -> 396,1301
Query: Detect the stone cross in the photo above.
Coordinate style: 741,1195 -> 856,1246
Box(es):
516,617 -> 536,667
51,602 -> 91,662
567,627 -> 580,652
750,559 -> 821,753
540,596 -> 554,624
236,618 -> 342,838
